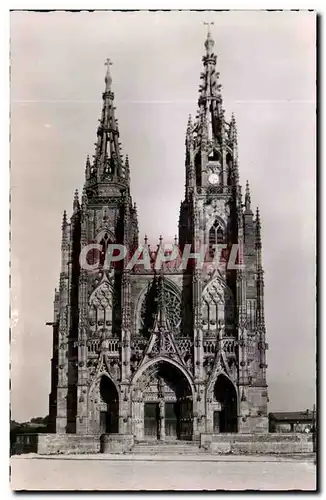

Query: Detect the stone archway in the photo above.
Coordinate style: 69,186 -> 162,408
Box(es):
99,375 -> 119,434
213,374 -> 238,433
132,360 -> 193,441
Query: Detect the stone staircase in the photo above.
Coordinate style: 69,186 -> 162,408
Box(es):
131,440 -> 206,455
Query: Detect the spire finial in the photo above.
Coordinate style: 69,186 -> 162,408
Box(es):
204,21 -> 215,50
62,210 -> 67,230
73,189 -> 79,211
85,154 -> 91,179
104,58 -> 113,91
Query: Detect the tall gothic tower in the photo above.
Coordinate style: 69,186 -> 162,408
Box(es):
48,30 -> 268,441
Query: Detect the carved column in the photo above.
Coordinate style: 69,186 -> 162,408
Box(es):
56,219 -> 70,433
192,195 -> 206,437
76,267 -> 89,434
159,400 -> 166,441
120,269 -> 131,433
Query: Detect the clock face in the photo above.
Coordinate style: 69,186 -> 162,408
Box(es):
208,173 -> 219,185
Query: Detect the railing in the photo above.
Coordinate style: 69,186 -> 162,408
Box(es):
203,340 -> 216,354
87,339 -> 100,354
222,337 -> 236,357
87,338 -> 120,355
203,337 -> 236,357
104,339 -> 119,354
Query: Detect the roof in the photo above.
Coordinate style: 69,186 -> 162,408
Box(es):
269,411 -> 314,422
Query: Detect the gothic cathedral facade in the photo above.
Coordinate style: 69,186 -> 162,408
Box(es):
48,30 -> 269,440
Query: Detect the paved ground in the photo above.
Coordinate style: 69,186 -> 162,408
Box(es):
11,454 -> 316,491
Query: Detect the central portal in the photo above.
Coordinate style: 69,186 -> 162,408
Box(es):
137,361 -> 193,441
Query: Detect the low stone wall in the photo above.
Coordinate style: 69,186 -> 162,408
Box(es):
100,434 -> 134,454
36,433 -> 134,455
200,433 -> 313,454
37,434 -> 101,455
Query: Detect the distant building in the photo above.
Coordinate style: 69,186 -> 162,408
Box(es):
269,410 -> 315,433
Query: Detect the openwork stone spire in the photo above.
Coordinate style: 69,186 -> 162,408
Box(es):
195,22 -> 225,147
86,59 -> 130,188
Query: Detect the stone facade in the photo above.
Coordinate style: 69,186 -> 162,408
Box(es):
48,30 -> 269,442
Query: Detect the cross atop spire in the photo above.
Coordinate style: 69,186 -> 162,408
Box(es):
104,58 -> 113,91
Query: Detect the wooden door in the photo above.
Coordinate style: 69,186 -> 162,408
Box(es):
144,403 -> 159,439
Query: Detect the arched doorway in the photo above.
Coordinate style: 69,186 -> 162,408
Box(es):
135,361 -> 193,441
99,375 -> 119,434
213,374 -> 238,433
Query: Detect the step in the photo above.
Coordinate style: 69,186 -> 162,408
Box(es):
131,441 -> 206,455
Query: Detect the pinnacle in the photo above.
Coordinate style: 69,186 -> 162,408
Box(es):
256,206 -> 261,222
204,21 -> 215,50
85,155 -> 91,179
255,207 -> 262,249
61,210 -> 67,231
104,58 -> 113,91
244,181 -> 252,213
73,189 -> 80,210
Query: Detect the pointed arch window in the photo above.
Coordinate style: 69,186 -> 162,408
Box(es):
89,280 -> 113,338
209,219 -> 225,259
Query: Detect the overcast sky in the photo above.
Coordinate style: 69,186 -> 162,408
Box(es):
10,10 -> 316,421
